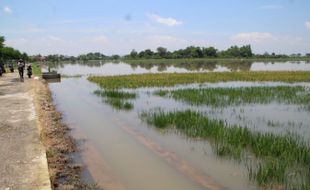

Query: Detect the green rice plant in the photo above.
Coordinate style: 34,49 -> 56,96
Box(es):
267,120 -> 282,128
105,98 -> 133,110
153,89 -> 169,97
93,89 -> 136,99
154,86 -> 310,108
140,109 -> 310,188
88,71 -> 310,89
93,89 -> 135,110
253,160 -> 287,186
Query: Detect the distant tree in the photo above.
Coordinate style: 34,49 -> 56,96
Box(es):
157,47 -> 167,58
202,47 -> 218,57
239,45 -> 253,57
111,55 -> 120,59
219,45 -> 252,58
1,47 -> 23,60
226,46 -> 241,57
139,49 -> 154,58
0,36 -> 4,48
130,49 -> 138,58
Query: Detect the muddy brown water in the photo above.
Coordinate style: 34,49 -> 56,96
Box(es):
48,61 -> 310,190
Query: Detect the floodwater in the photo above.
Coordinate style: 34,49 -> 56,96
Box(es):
50,60 -> 310,76
48,61 -> 310,190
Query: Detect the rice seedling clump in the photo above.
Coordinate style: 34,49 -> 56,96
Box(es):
154,86 -> 310,108
94,89 -> 136,110
140,109 -> 310,189
88,71 -> 310,89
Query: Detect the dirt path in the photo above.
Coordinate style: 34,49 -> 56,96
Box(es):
0,73 -> 51,190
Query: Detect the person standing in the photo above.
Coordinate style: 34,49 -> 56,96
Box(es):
17,59 -> 25,79
8,62 -> 14,72
0,59 -> 6,74
26,63 -> 32,78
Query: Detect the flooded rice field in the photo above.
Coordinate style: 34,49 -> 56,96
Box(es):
50,60 -> 310,76
48,61 -> 310,189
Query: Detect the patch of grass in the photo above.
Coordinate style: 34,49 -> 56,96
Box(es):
140,109 -> 310,189
154,86 -> 310,108
88,71 -> 310,89
94,89 -> 136,99
94,89 -> 135,110
32,62 -> 42,76
153,89 -> 169,97
105,98 -> 133,110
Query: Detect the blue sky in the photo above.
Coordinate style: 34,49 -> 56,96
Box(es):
1,0 -> 310,55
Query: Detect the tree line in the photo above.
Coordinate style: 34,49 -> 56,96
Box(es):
125,45 -> 296,59
1,34 -> 308,63
44,44 -> 310,62
0,36 -> 29,62
44,52 -> 120,62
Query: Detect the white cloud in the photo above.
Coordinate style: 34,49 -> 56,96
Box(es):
148,14 -> 183,26
258,5 -> 283,10
232,32 -> 276,44
3,6 -> 12,14
305,22 -> 310,30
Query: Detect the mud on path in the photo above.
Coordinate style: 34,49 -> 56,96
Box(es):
0,73 -> 51,190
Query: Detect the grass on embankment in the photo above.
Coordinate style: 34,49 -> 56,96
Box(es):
32,62 -> 42,76
140,109 -> 310,189
88,71 -> 310,89
154,86 -> 310,108
93,89 -> 136,110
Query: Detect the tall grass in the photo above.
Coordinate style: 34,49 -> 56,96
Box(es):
140,109 -> 310,189
94,89 -> 136,110
32,62 -> 42,76
88,71 -> 310,89
104,98 -> 133,110
155,86 -> 310,108
94,89 -> 136,99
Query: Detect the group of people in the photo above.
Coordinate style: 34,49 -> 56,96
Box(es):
0,59 -> 32,79
17,59 -> 32,79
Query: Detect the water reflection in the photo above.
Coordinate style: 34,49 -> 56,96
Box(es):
48,60 -> 310,76
45,78 -> 61,83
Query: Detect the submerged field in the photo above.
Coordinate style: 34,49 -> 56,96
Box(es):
94,89 -> 136,110
154,86 -> 310,110
87,71 -> 310,189
140,109 -> 310,189
88,71 -> 310,89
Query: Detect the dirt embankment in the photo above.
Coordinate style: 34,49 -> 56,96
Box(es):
31,78 -> 97,189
